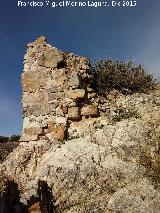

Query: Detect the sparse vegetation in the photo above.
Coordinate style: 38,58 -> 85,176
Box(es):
112,108 -> 140,122
139,148 -> 160,189
9,135 -> 21,142
0,135 -> 20,143
138,122 -> 160,188
92,59 -> 155,95
0,136 -> 8,143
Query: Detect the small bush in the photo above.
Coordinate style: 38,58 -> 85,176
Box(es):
0,135 -> 20,143
138,122 -> 160,188
139,148 -> 160,189
9,135 -> 21,142
112,108 -> 140,122
0,136 -> 9,143
92,59 -> 155,95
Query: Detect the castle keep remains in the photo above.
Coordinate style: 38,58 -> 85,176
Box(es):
21,36 -> 99,141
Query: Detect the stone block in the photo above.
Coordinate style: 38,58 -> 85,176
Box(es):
24,104 -> 53,117
65,89 -> 85,101
48,92 -> 64,101
37,50 -> 64,68
47,87 -> 58,93
23,127 -> 43,136
22,91 -> 48,106
20,134 -> 38,142
51,76 -> 66,88
56,117 -> 67,126
81,105 -> 99,117
68,73 -> 81,88
68,107 -> 81,120
64,98 -> 77,107
21,69 -> 47,92
49,125 -> 65,140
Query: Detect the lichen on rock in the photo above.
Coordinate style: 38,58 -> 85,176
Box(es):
0,37 -> 160,212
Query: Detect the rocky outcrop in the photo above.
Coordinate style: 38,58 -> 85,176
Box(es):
1,87 -> 160,212
0,37 -> 160,212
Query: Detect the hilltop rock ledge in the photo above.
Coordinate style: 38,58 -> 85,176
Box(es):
0,37 -> 160,212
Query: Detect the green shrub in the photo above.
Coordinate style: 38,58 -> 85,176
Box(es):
92,59 -> 155,95
138,122 -> 160,188
9,135 -> 20,142
0,136 -> 9,143
112,108 -> 140,122
139,148 -> 160,188
0,135 -> 20,143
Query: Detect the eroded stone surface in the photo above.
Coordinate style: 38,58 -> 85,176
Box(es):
81,105 -> 99,117
65,89 -> 85,101
68,107 -> 81,120
21,36 -> 98,142
1,37 -> 160,213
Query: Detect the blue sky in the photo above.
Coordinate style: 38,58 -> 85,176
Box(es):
0,0 -> 160,136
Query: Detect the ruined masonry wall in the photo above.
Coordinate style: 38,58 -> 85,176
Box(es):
21,36 -> 99,141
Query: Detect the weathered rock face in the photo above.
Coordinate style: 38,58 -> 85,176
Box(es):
21,36 -> 99,142
1,37 -> 160,212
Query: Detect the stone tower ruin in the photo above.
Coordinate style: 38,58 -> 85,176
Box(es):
21,36 -> 99,142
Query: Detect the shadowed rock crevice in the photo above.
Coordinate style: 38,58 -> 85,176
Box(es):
57,60 -> 67,69
37,180 -> 57,213
0,179 -> 57,213
0,180 -> 28,213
